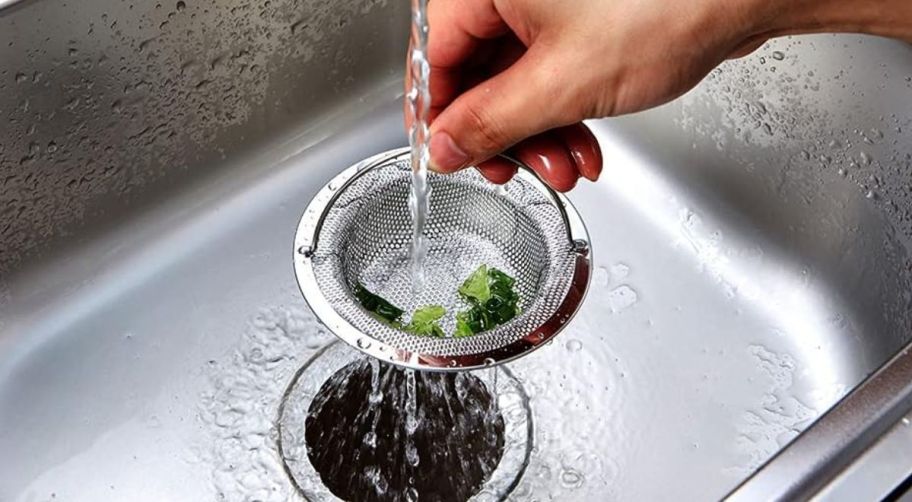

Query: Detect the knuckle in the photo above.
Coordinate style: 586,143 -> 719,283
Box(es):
462,99 -> 509,155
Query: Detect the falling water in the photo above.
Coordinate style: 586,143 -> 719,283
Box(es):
407,0 -> 431,290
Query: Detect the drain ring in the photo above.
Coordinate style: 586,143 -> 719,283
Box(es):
277,341 -> 533,501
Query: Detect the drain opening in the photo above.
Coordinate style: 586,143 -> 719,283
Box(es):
306,360 -> 504,501
278,342 -> 533,502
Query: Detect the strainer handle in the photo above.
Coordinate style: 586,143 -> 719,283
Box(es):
304,149 -> 405,256
498,153 -> 582,250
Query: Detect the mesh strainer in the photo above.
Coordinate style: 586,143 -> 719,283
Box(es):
293,147 -> 591,371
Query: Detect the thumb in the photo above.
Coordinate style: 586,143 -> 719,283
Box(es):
427,48 -> 576,173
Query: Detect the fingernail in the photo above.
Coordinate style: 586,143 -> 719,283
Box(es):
429,132 -> 469,173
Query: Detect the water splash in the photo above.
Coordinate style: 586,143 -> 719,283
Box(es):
277,343 -> 531,501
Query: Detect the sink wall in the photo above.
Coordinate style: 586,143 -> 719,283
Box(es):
0,0 -> 408,277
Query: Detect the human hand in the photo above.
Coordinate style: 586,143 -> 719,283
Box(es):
409,0 -> 912,191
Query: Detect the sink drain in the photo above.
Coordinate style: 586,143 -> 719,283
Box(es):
277,342 -> 532,501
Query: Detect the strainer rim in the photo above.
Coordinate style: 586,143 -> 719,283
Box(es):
293,147 -> 591,371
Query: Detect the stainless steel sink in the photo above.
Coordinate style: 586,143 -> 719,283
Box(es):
1,0 -> 911,500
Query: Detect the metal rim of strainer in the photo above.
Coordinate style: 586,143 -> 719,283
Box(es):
293,147 -> 591,371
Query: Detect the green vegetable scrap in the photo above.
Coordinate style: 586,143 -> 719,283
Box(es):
455,265 -> 521,337
353,266 -> 520,339
353,283 -> 404,326
403,305 -> 446,338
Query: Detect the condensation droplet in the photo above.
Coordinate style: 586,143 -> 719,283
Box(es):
607,285 -> 638,313
559,468 -> 585,489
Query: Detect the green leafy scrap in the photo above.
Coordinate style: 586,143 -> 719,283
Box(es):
353,266 -> 520,339
458,264 -> 491,304
403,305 -> 446,338
456,265 -> 521,336
354,283 -> 404,325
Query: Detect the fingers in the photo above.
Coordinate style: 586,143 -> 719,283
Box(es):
476,157 -> 518,184
406,0 -> 508,132
427,0 -> 507,68
475,124 -> 602,191
426,0 -> 508,114
512,134 -> 579,192
428,47 -> 575,173
554,124 -> 602,181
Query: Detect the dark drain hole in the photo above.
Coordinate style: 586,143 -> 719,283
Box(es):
304,360 -> 506,502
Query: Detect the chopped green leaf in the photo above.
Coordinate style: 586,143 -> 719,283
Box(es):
459,264 -> 491,305
455,266 -> 520,336
354,266 -> 520,339
409,305 -> 445,325
404,305 -> 446,338
454,316 -> 475,338
353,283 -> 404,325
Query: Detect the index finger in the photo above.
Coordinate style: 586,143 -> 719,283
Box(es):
427,0 -> 509,114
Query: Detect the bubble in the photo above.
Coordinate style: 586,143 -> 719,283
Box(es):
559,468 -> 585,488
610,263 -> 630,280
607,285 -> 638,313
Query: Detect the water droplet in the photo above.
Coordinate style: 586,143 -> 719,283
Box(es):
356,337 -> 372,350
566,339 -> 583,352
483,357 -> 495,366
46,141 -> 58,153
559,468 -> 584,488
176,0 -> 186,11
610,262 -> 630,280
14,72 -> 27,84
607,285 -> 638,313
290,19 -> 307,34
772,51 -> 785,61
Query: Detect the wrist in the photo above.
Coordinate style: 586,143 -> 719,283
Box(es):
758,0 -> 912,42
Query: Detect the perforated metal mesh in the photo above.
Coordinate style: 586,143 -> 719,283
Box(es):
308,153 -> 578,357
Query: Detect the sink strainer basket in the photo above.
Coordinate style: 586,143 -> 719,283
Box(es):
294,147 -> 591,371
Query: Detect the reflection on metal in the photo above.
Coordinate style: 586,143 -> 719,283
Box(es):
0,0 -> 910,495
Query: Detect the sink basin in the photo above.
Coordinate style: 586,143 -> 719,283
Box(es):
1,0 -> 911,500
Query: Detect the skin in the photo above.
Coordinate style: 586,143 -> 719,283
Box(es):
406,0 -> 912,191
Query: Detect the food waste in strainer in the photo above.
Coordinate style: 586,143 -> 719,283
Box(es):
293,147 -> 591,371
